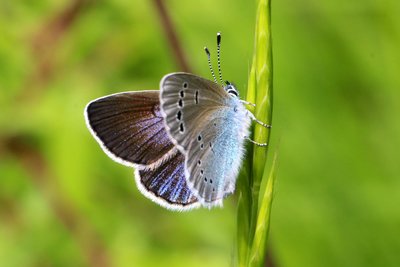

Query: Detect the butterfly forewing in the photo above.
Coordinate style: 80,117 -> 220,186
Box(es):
85,91 -> 175,167
160,73 -> 251,206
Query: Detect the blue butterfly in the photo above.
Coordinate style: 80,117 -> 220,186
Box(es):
85,33 -> 270,211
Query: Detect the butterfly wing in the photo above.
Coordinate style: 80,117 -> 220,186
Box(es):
135,149 -> 199,211
159,73 -> 228,150
85,90 -> 175,167
160,73 -> 250,206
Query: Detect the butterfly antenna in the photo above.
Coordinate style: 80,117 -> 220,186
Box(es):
204,47 -> 218,83
216,32 -> 224,85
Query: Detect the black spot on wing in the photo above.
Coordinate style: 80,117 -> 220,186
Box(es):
195,90 -> 199,104
176,110 -> 182,121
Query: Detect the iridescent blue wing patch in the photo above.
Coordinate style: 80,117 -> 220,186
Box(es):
135,150 -> 200,210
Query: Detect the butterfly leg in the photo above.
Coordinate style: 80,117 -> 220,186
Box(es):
246,110 -> 272,128
240,100 -> 256,107
245,136 -> 268,147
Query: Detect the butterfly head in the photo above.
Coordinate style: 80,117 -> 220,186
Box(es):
224,80 -> 239,98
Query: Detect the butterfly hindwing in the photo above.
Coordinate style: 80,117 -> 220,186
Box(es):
135,149 -> 199,210
85,91 -> 175,167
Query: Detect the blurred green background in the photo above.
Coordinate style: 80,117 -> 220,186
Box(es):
1,0 -> 399,266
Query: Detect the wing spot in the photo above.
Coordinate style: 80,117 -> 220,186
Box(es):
195,90 -> 199,104
197,135 -> 202,141
178,99 -> 183,108
210,179 -> 213,184
179,90 -> 184,98
200,170 -> 204,175
234,106 -> 238,112
198,160 -> 201,165
176,110 -> 182,121
204,177 -> 207,182
179,123 -> 184,133
200,143 -> 204,149
213,188 -> 215,192
214,122 -> 217,126
183,82 -> 188,88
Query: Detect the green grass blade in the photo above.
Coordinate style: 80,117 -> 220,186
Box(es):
248,0 -> 273,250
249,152 -> 277,267
252,0 -> 273,188
236,0 -> 273,266
237,191 -> 250,267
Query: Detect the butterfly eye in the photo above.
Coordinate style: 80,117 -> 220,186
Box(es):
229,90 -> 238,97
225,84 -> 239,97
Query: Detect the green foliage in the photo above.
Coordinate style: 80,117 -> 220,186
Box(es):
236,0 -> 275,266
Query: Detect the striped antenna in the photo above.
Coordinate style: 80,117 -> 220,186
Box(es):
216,32 -> 223,84
204,47 -> 217,83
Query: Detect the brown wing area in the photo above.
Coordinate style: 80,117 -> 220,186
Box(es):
85,91 -> 175,166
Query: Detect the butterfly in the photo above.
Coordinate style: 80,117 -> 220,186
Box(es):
84,33 -> 270,211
